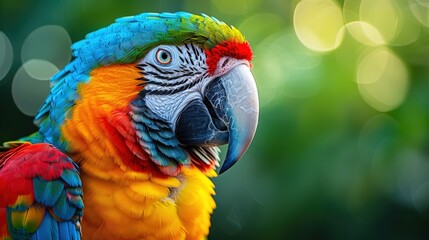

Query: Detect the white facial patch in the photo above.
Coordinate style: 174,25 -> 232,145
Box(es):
137,44 -> 212,128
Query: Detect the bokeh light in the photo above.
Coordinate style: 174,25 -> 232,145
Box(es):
344,0 -> 420,46
12,62 -> 52,116
359,0 -> 401,43
344,21 -> 385,46
343,0 -> 361,23
21,25 -> 71,69
388,1 -> 420,46
409,0 -> 429,27
294,0 -> 344,52
357,48 -> 409,112
0,31 -> 13,81
22,59 -> 59,81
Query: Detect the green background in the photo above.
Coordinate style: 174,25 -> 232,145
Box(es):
1,0 -> 429,239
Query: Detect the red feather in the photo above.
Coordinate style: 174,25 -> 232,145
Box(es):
0,143 -> 74,206
102,108 -> 167,177
205,40 -> 253,75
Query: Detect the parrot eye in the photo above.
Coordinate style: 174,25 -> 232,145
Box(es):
156,49 -> 172,65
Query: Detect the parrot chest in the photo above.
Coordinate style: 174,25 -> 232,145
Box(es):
56,64 -> 217,239
79,166 -> 216,240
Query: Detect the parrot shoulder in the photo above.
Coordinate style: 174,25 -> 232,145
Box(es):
0,142 -> 83,240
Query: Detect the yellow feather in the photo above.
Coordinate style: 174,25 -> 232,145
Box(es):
129,181 -> 170,199
123,171 -> 150,181
113,188 -> 153,219
11,194 -> 33,209
150,175 -> 181,188
11,204 -> 45,233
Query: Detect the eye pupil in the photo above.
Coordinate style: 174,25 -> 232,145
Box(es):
161,52 -> 168,60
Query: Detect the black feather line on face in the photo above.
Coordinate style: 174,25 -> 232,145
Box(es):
135,43 -> 209,97
136,65 -> 204,87
143,77 -> 189,87
142,62 -> 175,75
139,75 -> 206,96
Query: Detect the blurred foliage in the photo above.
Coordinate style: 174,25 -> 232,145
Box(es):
2,0 -> 429,239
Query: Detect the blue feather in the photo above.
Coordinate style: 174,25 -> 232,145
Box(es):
65,187 -> 82,196
157,144 -> 188,161
159,137 -> 181,147
31,211 -> 80,240
31,212 -> 57,240
148,130 -> 168,143
58,220 -> 80,240
33,178 -> 64,206
157,129 -> 175,139
53,190 -> 75,220
139,129 -> 152,142
66,194 -> 84,209
60,169 -> 81,187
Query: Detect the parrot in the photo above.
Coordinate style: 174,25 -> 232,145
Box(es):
0,11 -> 258,240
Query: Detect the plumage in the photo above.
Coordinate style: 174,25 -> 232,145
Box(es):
33,179 -> 64,206
1,12 -> 259,239
0,143 -> 83,239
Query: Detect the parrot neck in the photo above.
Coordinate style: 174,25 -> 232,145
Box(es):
130,98 -> 191,176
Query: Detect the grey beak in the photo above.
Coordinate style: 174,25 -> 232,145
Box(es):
175,64 -> 259,173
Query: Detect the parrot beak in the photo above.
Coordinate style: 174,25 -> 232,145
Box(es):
175,64 -> 259,174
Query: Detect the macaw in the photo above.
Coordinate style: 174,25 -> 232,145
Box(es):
0,12 -> 258,240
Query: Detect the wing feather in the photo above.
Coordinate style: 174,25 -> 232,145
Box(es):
0,143 -> 83,240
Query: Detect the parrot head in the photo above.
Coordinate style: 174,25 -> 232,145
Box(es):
34,12 -> 259,176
